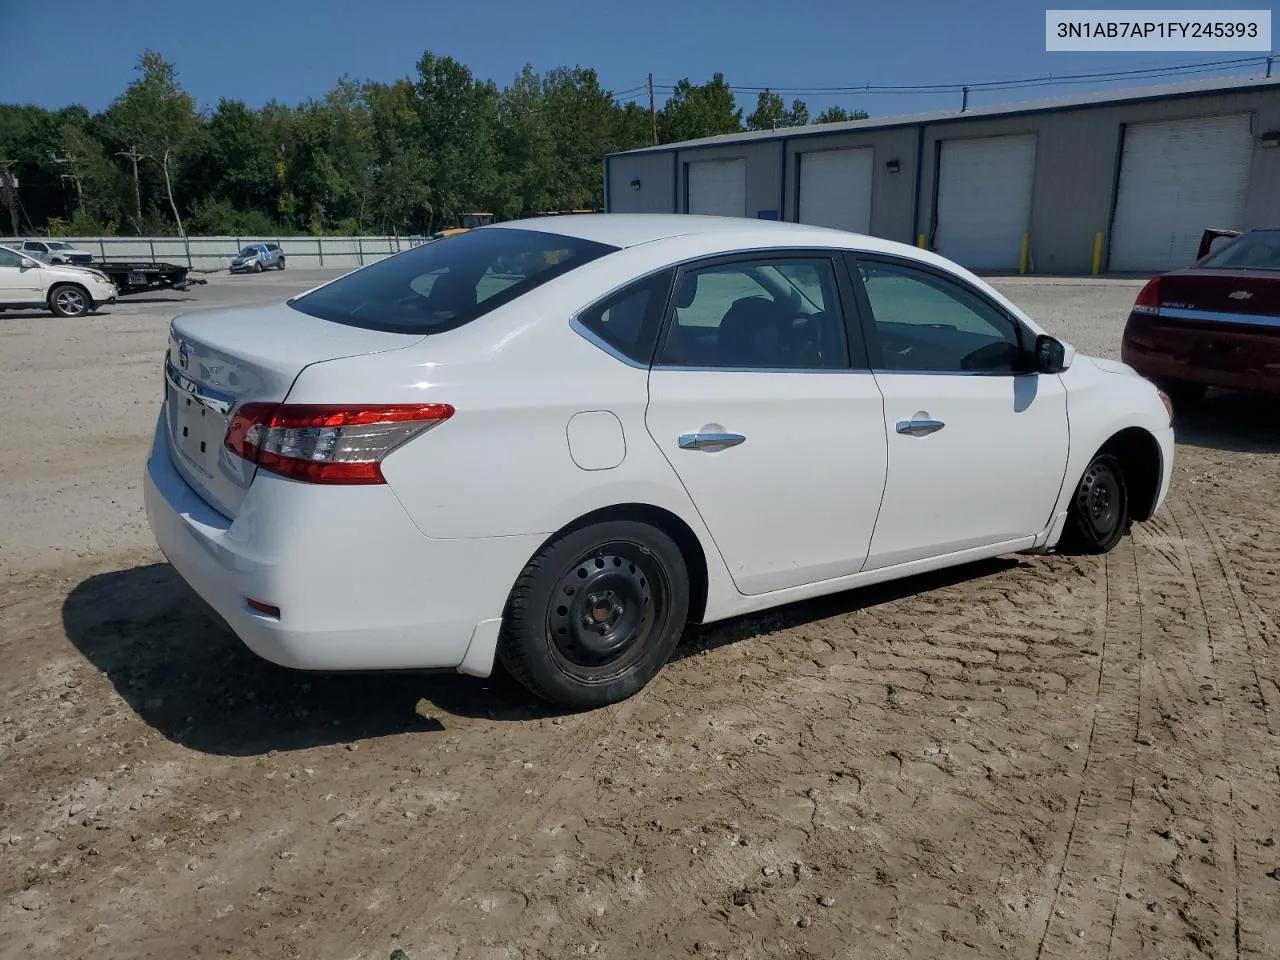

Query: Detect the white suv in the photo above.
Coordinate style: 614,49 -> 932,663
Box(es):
0,244 -> 118,317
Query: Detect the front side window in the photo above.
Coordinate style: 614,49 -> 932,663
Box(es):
0,247 -> 23,267
290,227 -> 617,334
23,242 -> 45,252
656,256 -> 850,370
856,259 -> 1024,374
1196,229 -> 1280,271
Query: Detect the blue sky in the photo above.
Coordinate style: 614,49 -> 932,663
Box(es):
2,0 -> 1274,118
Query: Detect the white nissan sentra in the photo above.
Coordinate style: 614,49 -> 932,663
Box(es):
144,214 -> 1175,709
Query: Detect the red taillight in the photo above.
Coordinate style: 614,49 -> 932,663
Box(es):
224,402 -> 454,485
1132,276 -> 1160,315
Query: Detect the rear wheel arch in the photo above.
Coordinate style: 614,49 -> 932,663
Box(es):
1095,426 -> 1163,522
516,502 -> 710,626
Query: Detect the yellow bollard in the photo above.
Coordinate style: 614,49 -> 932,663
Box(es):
1092,232 -> 1104,275
1018,233 -> 1029,275
917,233 -> 926,249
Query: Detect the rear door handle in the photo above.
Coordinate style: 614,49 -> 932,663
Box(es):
678,432 -> 746,451
895,418 -> 945,437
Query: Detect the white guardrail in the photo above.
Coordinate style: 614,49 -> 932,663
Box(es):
36,235 -> 430,271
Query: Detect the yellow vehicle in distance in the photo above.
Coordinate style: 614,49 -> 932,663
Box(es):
428,212 -> 496,241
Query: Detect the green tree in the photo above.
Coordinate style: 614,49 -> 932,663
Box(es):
104,51 -> 200,235
414,51 -> 499,230
365,79 -> 433,234
746,90 -> 811,131
659,73 -> 742,143
813,105 -> 869,124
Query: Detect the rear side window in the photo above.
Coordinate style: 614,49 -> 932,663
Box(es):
575,269 -> 674,365
290,227 -> 618,334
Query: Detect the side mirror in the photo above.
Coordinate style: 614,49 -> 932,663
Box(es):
19,258 -> 38,270
1034,334 -> 1067,374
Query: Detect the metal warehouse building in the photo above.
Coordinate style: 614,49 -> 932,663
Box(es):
603,75 -> 1280,275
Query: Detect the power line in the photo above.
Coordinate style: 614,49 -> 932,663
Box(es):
650,53 -> 1274,98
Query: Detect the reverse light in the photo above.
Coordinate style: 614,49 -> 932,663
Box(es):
224,402 -> 454,484
1132,276 -> 1160,315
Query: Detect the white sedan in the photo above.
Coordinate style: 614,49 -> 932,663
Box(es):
144,214 -> 1174,708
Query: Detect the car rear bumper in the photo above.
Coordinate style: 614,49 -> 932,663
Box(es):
142,413 -> 538,675
1121,311 -> 1280,395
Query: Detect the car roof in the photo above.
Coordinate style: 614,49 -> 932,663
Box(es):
480,213 -> 900,250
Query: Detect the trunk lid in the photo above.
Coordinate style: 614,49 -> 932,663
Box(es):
163,302 -> 423,518
1156,268 -> 1280,326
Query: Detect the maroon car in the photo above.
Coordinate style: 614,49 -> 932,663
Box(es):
1120,226 -> 1280,405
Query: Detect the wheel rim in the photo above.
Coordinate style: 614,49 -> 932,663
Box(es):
545,541 -> 669,683
56,289 -> 86,315
1077,461 -> 1121,539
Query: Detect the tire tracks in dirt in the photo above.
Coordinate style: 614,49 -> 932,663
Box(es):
1034,541 -> 1141,960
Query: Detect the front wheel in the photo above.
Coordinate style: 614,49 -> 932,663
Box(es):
49,284 -> 91,318
1063,452 -> 1129,554
253,261 -> 264,273
497,520 -> 690,709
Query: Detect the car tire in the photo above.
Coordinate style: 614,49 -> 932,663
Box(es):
48,284 -> 91,318
497,520 -> 690,709
1157,379 -> 1206,412
1062,452 -> 1129,554
253,261 -> 263,273
277,257 -> 286,270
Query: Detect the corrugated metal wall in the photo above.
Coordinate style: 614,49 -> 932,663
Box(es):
605,85 -> 1280,275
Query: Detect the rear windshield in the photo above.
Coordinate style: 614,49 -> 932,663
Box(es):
288,227 -> 618,334
1197,230 -> 1280,271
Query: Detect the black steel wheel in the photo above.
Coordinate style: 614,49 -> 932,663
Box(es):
48,284 -> 90,318
498,520 -> 690,709
1064,452 -> 1129,554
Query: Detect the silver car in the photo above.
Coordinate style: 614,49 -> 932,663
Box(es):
21,239 -> 95,266
229,242 -> 285,273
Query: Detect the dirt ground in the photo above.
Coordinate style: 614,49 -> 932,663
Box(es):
2,273 -> 1278,960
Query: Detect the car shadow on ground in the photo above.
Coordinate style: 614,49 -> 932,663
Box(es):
1173,390 -> 1280,454
63,556 -> 1020,757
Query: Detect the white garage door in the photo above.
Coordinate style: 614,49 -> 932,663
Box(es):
1108,114 -> 1254,273
934,134 -> 1037,271
798,147 -> 874,234
687,159 -> 746,217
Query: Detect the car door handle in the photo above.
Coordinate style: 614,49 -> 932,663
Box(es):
678,432 -> 746,451
895,418 -> 945,437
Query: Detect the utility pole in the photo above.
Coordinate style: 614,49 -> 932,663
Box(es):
648,72 -> 658,145
1267,56 -> 1274,79
51,152 -> 83,209
116,145 -> 145,226
961,86 -> 970,112
0,161 -> 19,238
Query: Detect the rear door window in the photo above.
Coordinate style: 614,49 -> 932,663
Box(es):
289,227 -> 618,334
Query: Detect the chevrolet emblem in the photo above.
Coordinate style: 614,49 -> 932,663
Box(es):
1227,290 -> 1253,300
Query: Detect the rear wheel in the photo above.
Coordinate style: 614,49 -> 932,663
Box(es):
277,257 -> 286,270
497,520 -> 690,709
1063,452 -> 1129,554
48,284 -> 90,318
